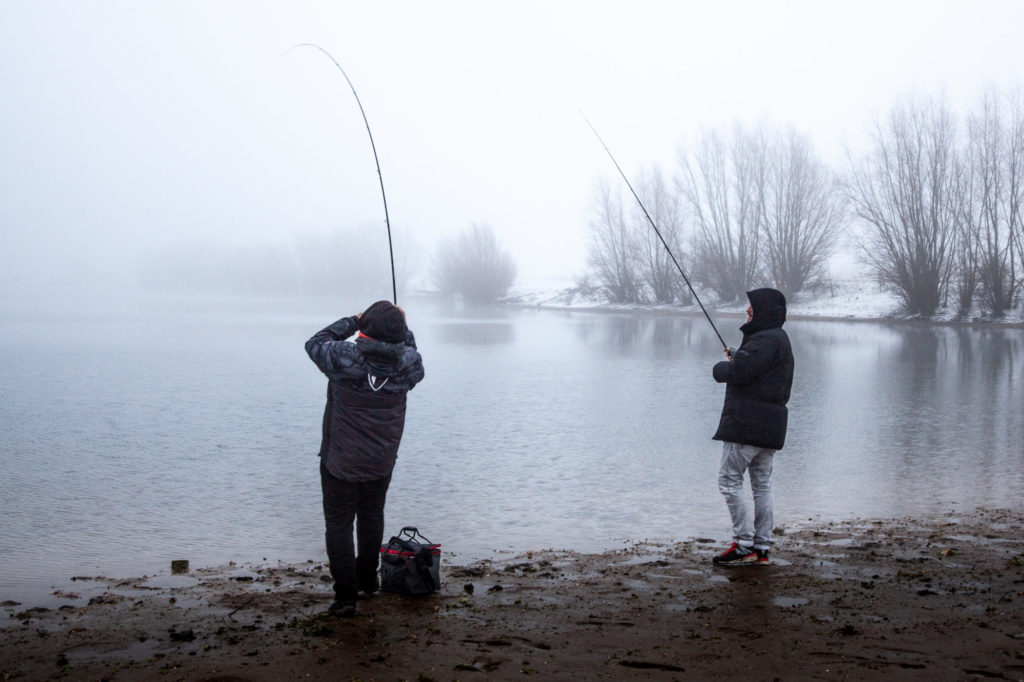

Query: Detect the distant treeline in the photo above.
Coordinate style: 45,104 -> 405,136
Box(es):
139,222 -> 517,303
583,85 -> 1024,320
139,228 -> 410,297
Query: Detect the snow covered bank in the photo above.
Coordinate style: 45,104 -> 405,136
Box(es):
502,276 -> 1024,327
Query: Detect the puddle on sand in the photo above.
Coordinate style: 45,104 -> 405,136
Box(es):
824,538 -> 855,547
136,574 -> 199,590
614,555 -> 672,567
942,534 -> 1015,546
774,596 -> 809,608
621,578 -> 653,590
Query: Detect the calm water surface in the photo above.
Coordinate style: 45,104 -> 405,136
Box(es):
2,295 -> 1022,603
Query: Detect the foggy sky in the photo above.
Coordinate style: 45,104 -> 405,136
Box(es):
2,1 -> 1024,297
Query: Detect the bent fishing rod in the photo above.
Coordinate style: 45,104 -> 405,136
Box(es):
579,111 -> 729,353
288,43 -> 397,304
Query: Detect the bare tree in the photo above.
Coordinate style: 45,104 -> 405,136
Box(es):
633,165 -> 691,304
1008,86 -> 1024,316
962,85 -> 1021,316
431,223 -> 516,303
951,157 -> 981,316
586,179 -> 644,303
846,94 -> 959,316
761,128 -> 844,298
677,124 -> 766,302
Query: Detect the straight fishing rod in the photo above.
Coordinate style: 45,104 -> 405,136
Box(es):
288,43 -> 397,304
579,111 -> 729,353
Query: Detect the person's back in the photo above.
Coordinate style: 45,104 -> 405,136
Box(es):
307,301 -> 424,483
305,301 -> 425,616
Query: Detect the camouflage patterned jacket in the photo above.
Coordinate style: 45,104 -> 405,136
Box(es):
306,316 -> 425,481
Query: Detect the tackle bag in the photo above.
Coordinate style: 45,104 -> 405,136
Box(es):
380,526 -> 441,595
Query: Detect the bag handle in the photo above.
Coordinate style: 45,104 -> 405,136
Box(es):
398,526 -> 434,545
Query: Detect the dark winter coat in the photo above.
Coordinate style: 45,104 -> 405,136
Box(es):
306,316 -> 425,482
712,288 -> 794,450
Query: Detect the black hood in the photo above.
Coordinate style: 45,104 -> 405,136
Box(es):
741,288 -> 787,334
355,334 -> 407,375
358,300 -> 407,344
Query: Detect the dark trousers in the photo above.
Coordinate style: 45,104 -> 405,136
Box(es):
320,460 -> 392,602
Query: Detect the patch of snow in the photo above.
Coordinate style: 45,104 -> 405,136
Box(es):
786,279 -> 898,320
502,274 -> 1024,326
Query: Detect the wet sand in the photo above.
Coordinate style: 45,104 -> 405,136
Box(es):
3,507 -> 1023,681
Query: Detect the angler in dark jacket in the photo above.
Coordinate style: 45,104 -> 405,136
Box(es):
710,288 -> 794,567
306,300 -> 424,616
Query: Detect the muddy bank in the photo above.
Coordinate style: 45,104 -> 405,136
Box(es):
3,508 -> 1023,681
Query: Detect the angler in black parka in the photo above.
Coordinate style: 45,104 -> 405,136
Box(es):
712,288 -> 794,450
306,300 -> 424,616
710,288 -> 794,566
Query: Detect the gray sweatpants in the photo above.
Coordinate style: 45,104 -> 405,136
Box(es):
718,441 -> 775,551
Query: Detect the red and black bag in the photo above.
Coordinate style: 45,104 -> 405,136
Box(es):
380,527 -> 441,595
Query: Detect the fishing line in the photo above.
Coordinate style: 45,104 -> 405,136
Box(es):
579,110 -> 729,352
287,43 -> 397,304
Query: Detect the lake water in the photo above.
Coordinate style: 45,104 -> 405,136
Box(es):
2,294 -> 1023,604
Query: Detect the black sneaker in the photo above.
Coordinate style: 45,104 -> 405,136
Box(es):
755,549 -> 770,566
712,542 -> 758,566
357,578 -> 378,600
328,600 -> 356,618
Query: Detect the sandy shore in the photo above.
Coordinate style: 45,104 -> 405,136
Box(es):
3,508 -> 1024,681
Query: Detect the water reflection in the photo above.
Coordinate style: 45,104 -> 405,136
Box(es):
572,313 -> 725,356
651,318 -> 676,348
435,320 -> 515,345
891,327 -> 943,462
606,315 -> 645,347
430,299 -> 516,345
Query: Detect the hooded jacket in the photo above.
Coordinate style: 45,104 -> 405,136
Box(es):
306,316 -> 425,481
712,288 -> 794,450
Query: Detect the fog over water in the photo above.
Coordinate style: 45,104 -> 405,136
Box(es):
2,296 -> 1022,603
3,2 -> 1024,296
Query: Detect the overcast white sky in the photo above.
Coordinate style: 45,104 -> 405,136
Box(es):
2,1 -> 1024,295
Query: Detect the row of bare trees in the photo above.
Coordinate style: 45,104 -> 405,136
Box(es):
846,95 -> 959,317
681,125 -> 844,302
586,169 -> 691,305
849,88 -> 1024,316
139,226 -> 412,296
586,85 -> 1024,319
141,221 -> 519,302
587,124 -> 843,305
965,88 -> 1024,317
